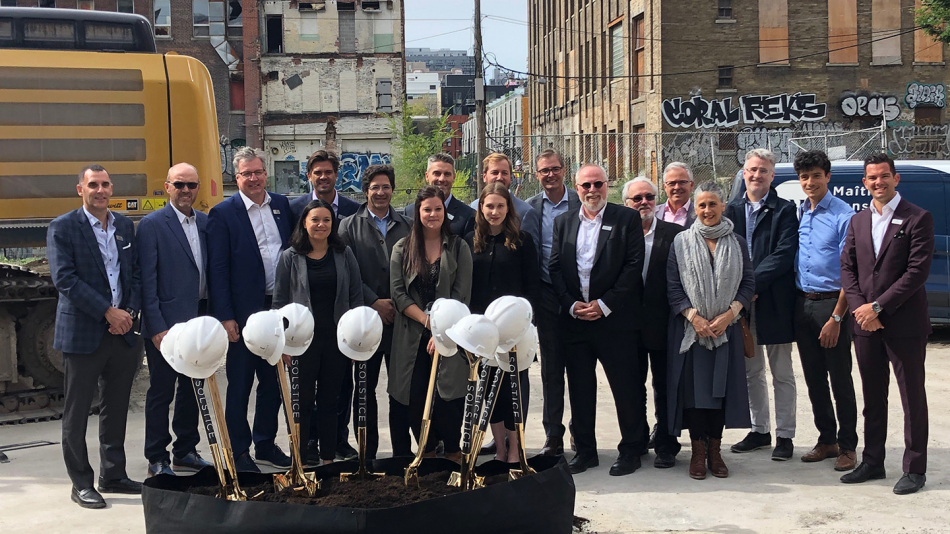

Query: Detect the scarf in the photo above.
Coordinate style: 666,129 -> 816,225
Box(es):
673,217 -> 743,354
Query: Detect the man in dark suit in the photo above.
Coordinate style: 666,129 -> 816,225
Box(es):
403,153 -> 476,237
622,177 -> 684,469
550,164 -> 646,476
527,149 -> 581,456
48,164 -> 143,508
724,149 -> 799,461
339,164 -> 412,459
208,147 -> 294,472
289,150 -> 360,221
137,163 -> 214,477
840,153 -> 934,495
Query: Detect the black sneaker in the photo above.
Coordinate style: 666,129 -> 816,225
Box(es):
730,431 -> 772,453
336,441 -> 359,461
147,459 -> 175,478
172,451 -> 212,472
771,437 -> 794,461
255,445 -> 291,469
235,451 -> 261,473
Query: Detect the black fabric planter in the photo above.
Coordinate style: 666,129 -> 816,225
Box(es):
142,455 -> 575,534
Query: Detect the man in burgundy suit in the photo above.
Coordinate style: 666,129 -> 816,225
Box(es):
839,153 -> 933,495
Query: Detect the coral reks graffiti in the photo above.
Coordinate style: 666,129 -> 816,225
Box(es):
839,92 -> 900,121
663,93 -> 827,128
905,82 -> 946,109
337,152 -> 392,192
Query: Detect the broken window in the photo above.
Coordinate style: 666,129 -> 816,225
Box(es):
227,0 -> 242,38
154,0 -> 171,37
265,15 -> 282,53
362,1 -> 380,10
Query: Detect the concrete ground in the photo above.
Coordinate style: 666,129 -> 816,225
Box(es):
1,333 -> 949,534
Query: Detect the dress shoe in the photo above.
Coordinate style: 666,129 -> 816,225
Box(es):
893,473 -> 926,495
801,443 -> 839,462
654,452 -> 676,469
840,462 -> 886,484
567,452 -> 599,474
256,444 -> 291,468
173,451 -> 212,472
71,487 -> 106,509
707,439 -> 728,478
609,454 -> 640,476
834,449 -> 856,471
771,437 -> 794,461
540,436 -> 564,456
97,477 -> 142,494
336,441 -> 359,462
689,439 -> 707,480
147,459 -> 175,478
730,431 -> 771,453
647,423 -> 657,450
479,439 -> 497,456
235,451 -> 262,473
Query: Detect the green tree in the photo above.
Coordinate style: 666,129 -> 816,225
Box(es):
388,102 -> 452,208
916,0 -> 950,43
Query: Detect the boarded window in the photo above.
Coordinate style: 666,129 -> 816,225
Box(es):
376,78 -> 392,112
915,106 -> 942,125
632,15 -> 644,98
828,0 -> 857,64
230,79 -> 244,111
339,9 -> 355,53
759,0 -> 788,64
915,0 -> 944,63
871,0 -> 901,65
609,22 -> 623,78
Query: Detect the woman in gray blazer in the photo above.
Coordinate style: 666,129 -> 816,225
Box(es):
273,199 -> 363,465
389,185 -> 472,462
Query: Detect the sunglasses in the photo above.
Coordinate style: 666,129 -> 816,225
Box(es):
169,181 -> 199,190
627,193 -> 656,203
579,181 -> 606,190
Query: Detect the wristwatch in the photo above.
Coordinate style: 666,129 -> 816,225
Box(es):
832,314 -> 842,323
871,301 -> 883,315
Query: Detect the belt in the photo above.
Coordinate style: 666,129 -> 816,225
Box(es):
797,289 -> 839,301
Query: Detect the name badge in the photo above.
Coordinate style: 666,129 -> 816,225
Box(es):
891,218 -> 903,225
447,212 -> 455,221
272,209 -> 281,215
601,225 -> 612,231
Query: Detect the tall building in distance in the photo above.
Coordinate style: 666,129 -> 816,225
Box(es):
406,46 -> 475,75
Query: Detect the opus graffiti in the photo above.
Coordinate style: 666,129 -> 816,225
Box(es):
839,92 -> 901,122
905,82 -> 946,109
663,93 -> 827,129
338,152 -> 393,192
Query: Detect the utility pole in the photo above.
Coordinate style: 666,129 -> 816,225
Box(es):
474,0 -> 486,193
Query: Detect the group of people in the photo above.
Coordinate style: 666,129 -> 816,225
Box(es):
49,143 -> 932,511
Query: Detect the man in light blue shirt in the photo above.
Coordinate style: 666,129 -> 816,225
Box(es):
793,150 -> 859,472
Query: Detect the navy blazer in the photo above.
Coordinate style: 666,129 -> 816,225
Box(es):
137,203 -> 209,338
47,208 -> 141,354
289,191 -> 360,224
638,219 -> 685,350
403,195 -> 476,237
207,192 -> 293,328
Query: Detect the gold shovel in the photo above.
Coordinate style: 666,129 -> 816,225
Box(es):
341,360 -> 384,481
448,358 -> 487,489
505,350 -> 536,480
450,364 -> 504,490
404,349 -> 442,486
274,359 -> 320,496
192,376 -> 248,501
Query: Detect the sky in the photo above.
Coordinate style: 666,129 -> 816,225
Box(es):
403,0 -> 529,76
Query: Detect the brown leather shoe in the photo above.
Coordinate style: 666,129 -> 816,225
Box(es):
801,443 -> 839,462
540,436 -> 564,456
707,439 -> 729,478
835,449 -> 857,471
689,440 -> 707,480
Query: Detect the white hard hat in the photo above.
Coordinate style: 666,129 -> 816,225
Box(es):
243,310 -> 286,366
172,316 -> 229,379
484,295 -> 533,352
429,298 -> 470,357
495,323 -> 537,372
160,322 -> 187,363
279,303 -> 314,357
445,314 -> 499,359
337,306 -> 383,361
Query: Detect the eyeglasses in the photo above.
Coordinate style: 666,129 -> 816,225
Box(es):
537,166 -> 563,175
579,181 -> 606,190
665,180 -> 691,187
627,193 -> 656,203
168,181 -> 199,190
310,170 -> 335,177
237,169 -> 266,178
368,184 -> 392,192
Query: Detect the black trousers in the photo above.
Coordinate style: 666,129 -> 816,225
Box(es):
407,339 -> 464,454
294,332 -> 350,462
308,359 -> 354,449
794,296 -> 859,451
637,342 -> 680,455
684,408 -> 726,441
143,339 -> 200,463
224,337 -> 282,457
564,329 -> 646,457
350,344 -> 411,459
537,282 -> 567,439
490,369 -> 530,431
62,332 -> 142,489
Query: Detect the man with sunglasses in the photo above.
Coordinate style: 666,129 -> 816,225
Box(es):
550,164 -> 646,476
623,177 -> 684,468
137,163 -> 214,478
656,162 -> 696,227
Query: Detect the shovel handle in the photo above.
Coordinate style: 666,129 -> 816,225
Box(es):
356,360 -> 368,430
508,352 -> 523,425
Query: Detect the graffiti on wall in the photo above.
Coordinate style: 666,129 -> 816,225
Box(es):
905,82 -> 946,109
889,125 -> 950,159
663,93 -> 827,128
337,152 -> 393,192
839,92 -> 901,122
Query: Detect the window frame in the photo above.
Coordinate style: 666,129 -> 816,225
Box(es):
717,0 -> 733,20
153,0 -> 171,37
116,0 -> 134,14
609,21 -> 623,79
718,66 -> 734,88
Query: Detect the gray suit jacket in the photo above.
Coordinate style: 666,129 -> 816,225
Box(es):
338,204 -> 412,304
272,246 -> 364,324
469,195 -> 541,254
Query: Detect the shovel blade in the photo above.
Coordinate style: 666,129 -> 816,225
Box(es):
446,471 -> 462,487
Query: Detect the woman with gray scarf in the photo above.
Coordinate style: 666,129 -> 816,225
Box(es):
667,181 -> 754,480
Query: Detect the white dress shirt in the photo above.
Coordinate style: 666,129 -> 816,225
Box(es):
239,191 -> 282,294
82,206 -> 122,308
171,203 -> 207,299
312,189 -> 340,217
871,191 -> 902,258
642,216 -> 657,283
572,204 -> 612,318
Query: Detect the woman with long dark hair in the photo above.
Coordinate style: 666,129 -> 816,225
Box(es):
466,182 -> 539,463
273,199 -> 363,465
389,185 -> 472,461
